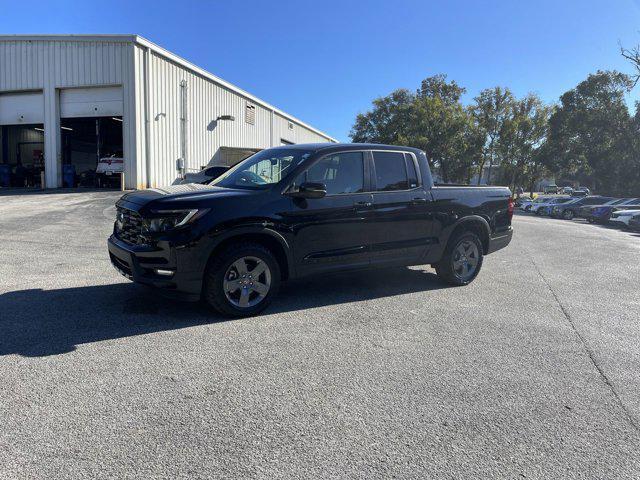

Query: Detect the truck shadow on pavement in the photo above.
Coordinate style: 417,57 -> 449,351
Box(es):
0,267 -> 449,357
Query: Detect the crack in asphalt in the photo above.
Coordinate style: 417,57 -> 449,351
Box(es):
527,252 -> 640,433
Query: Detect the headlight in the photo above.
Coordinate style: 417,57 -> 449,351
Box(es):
142,209 -> 209,233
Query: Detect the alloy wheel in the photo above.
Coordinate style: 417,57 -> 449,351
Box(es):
452,240 -> 479,281
223,256 -> 272,308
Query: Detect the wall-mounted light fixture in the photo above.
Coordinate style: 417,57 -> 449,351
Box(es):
216,115 -> 235,121
34,127 -> 44,132
111,117 -> 123,122
61,126 -> 73,131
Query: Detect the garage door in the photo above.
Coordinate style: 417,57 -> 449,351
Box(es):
60,86 -> 123,118
0,91 -> 44,125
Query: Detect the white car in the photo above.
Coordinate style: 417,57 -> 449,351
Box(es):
523,196 -> 551,212
517,197 -> 534,210
96,155 -> 124,176
530,196 -> 572,215
609,209 -> 640,228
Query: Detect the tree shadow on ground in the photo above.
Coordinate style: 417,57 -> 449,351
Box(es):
0,266 -> 449,357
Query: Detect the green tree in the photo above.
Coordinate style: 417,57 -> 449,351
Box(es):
495,94 -> 552,191
411,75 -> 471,182
545,70 -> 635,195
470,87 -> 514,185
350,88 -> 415,145
350,74 -> 478,183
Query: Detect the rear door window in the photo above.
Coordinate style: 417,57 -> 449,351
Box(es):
404,153 -> 419,188
372,151 -> 409,191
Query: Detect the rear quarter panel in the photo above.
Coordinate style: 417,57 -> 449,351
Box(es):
426,185 -> 512,261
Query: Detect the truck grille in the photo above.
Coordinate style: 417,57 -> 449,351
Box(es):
115,207 -> 146,245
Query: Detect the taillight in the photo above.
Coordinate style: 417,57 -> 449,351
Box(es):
508,197 -> 514,218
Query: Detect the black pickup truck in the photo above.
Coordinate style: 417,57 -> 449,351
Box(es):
108,143 -> 513,316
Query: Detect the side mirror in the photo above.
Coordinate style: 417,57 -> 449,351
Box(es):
289,182 -> 327,199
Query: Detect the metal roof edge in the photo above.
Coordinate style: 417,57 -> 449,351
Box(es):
0,34 -> 137,43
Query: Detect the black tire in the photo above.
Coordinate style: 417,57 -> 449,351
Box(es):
587,217 -> 594,224
563,209 -> 574,220
435,231 -> 484,286
535,208 -> 542,216
203,242 -> 281,317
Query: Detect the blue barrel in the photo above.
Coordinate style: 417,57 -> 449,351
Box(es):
62,164 -> 76,188
0,164 -> 10,187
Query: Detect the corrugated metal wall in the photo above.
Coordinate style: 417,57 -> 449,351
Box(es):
1,37 -> 335,189
137,45 -> 334,188
0,39 -> 137,187
0,40 -> 128,90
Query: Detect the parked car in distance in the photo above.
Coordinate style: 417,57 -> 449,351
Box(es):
539,197 -> 575,216
587,198 -> 640,223
571,187 -> 591,197
108,143 -> 513,317
525,195 -> 552,212
530,196 -> 572,215
610,209 -> 640,228
560,186 -> 574,194
578,198 -> 627,222
543,184 -> 559,194
551,196 -> 614,220
516,196 -> 534,210
180,165 -> 230,185
96,154 -> 124,188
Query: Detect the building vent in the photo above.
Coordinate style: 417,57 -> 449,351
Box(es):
288,121 -> 294,130
245,103 -> 256,125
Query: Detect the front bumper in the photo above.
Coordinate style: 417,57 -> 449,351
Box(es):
108,235 -> 203,301
609,217 -> 631,227
487,227 -> 513,254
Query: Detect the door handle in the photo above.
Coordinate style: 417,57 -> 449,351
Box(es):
354,201 -> 372,207
410,197 -> 427,205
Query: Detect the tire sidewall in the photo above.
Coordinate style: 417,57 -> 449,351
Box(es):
438,232 -> 484,286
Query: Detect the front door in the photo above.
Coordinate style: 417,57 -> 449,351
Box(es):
285,150 -> 372,277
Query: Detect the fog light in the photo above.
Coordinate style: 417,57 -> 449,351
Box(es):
155,269 -> 174,277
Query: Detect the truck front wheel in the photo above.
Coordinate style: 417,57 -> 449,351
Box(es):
435,231 -> 484,286
203,242 -> 281,317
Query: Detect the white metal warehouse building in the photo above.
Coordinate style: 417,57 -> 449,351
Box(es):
0,34 -> 336,189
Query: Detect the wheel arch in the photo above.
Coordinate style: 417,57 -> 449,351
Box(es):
447,215 -> 491,254
204,228 -> 293,282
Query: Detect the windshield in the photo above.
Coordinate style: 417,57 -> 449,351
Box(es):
211,148 -> 313,189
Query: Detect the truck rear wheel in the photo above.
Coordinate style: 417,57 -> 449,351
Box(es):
203,242 -> 281,317
435,231 -> 484,286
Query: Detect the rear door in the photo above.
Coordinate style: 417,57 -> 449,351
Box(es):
286,150 -> 373,277
368,150 -> 433,266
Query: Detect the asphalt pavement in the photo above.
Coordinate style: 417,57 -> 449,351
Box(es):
1,190 -> 639,479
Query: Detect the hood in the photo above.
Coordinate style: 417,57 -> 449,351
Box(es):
117,183 -> 255,210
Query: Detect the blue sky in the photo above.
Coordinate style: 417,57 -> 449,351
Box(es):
1,0 -> 639,141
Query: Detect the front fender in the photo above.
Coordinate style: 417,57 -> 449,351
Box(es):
199,224 -> 295,279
